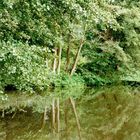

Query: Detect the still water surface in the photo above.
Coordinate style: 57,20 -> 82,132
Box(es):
0,86 -> 140,140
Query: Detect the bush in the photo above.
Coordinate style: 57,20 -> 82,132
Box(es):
0,41 -> 50,92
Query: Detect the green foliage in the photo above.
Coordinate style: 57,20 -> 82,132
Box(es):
0,0 -> 140,93
77,44 -> 124,86
49,73 -> 84,88
76,1 -> 140,86
0,41 -> 50,92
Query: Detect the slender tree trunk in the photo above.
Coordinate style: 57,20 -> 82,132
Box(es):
66,35 -> 71,72
52,99 -> 56,131
70,97 -> 82,140
42,107 -> 47,129
53,48 -> 58,73
66,45 -> 71,72
57,46 -> 62,74
64,100 -> 69,140
56,98 -> 60,133
70,40 -> 84,76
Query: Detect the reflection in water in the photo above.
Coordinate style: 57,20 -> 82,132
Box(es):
0,86 -> 140,140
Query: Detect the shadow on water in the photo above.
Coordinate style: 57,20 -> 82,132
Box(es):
0,86 -> 140,140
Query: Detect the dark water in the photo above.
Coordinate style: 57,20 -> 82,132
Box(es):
0,86 -> 140,140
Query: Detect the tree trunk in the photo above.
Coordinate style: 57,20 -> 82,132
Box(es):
66,45 -> 71,72
53,48 -> 58,73
52,99 -> 56,131
41,107 -> 47,129
70,40 -> 84,76
70,97 -> 82,140
56,98 -> 60,133
66,35 -> 71,72
57,46 -> 62,74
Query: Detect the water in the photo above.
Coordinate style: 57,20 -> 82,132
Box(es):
0,86 -> 140,140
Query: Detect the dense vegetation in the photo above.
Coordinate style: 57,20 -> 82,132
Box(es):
0,0 -> 140,93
